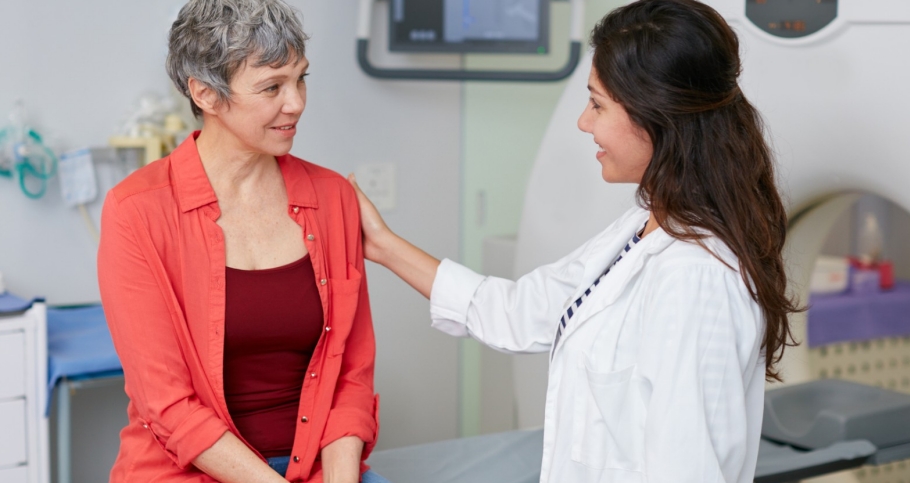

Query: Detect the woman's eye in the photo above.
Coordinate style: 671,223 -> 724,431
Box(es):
298,73 -> 309,83
265,85 -> 279,93
590,98 -> 601,110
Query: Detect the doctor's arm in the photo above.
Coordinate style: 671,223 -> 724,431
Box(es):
98,195 -> 285,483
349,175 -> 588,353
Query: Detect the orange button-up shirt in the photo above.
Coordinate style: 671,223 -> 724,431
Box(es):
98,133 -> 378,482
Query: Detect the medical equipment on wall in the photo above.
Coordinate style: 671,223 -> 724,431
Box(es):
108,93 -> 188,166
357,0 -> 584,81
0,100 -> 58,199
389,0 -> 550,54
58,149 -> 98,208
57,148 -> 101,242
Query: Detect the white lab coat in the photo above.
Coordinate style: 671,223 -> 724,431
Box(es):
430,206 -> 765,483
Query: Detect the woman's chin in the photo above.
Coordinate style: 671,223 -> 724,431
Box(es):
265,141 -> 294,157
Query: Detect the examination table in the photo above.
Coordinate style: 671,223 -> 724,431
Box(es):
368,379 -> 910,483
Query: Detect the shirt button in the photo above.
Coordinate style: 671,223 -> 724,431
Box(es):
325,327 -> 331,332
310,373 -> 317,378
301,416 -> 309,423
320,279 -> 327,285
293,456 -> 300,463
292,206 -> 300,214
307,234 -> 315,241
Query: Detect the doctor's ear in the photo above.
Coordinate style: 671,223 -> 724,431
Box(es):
187,77 -> 222,116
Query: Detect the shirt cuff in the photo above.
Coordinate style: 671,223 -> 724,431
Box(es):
429,259 -> 486,337
161,406 -> 231,469
320,394 -> 380,458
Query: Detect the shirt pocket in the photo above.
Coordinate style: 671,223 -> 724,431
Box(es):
571,360 -> 648,471
326,263 -> 363,356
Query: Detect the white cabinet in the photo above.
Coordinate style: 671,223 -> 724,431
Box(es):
0,304 -> 49,483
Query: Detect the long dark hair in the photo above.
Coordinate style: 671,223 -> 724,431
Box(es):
591,0 -> 799,381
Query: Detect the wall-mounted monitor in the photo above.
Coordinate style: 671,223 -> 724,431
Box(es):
390,0 -> 549,54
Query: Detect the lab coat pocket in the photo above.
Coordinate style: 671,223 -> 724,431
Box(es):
571,362 -> 647,471
326,264 -> 363,356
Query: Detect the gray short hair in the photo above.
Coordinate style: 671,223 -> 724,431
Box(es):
166,0 -> 309,117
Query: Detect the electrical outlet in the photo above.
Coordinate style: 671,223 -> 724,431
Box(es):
355,163 -> 396,212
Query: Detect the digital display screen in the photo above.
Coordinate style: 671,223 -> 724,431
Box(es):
746,0 -> 837,38
390,0 -> 549,54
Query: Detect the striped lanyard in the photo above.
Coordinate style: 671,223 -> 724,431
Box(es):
551,223 -> 645,358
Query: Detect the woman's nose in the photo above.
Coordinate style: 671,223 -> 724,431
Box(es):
284,87 -> 306,114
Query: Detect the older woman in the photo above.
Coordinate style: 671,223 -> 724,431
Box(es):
97,1 -> 388,482
350,1 -> 799,482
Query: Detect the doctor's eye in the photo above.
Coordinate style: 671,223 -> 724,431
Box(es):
298,73 -> 310,83
589,98 -> 601,111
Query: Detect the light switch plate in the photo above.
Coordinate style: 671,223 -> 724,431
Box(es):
355,163 -> 396,212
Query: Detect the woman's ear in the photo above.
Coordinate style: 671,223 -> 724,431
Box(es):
187,77 -> 221,116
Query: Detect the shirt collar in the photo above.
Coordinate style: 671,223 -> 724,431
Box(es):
170,131 -> 318,213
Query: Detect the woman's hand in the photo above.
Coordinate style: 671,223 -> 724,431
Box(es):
347,173 -> 441,299
348,174 -> 394,265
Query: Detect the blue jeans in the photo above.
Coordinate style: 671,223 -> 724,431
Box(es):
266,456 -> 391,482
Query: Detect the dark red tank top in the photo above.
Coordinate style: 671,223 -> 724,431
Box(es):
223,254 -> 324,458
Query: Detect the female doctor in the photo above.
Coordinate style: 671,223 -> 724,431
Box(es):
351,0 -> 797,482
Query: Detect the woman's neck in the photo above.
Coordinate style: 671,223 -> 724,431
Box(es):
195,126 -> 280,200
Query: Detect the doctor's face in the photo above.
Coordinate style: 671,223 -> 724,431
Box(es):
577,66 -> 653,184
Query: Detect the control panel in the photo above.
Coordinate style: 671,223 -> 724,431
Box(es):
746,0 -> 838,38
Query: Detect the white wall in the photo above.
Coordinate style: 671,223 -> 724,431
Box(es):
1,1 -> 465,477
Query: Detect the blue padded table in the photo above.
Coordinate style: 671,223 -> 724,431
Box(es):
46,304 -> 122,483
0,292 -> 40,313
46,305 -> 121,413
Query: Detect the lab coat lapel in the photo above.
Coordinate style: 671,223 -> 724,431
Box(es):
562,226 -> 677,339
571,209 -> 650,298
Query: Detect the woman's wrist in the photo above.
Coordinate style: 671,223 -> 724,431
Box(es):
321,436 -> 363,483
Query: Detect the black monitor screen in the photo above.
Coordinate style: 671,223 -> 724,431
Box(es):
390,0 -> 549,54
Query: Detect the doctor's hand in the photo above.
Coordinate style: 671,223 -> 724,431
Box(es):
348,173 -> 395,264
348,173 -> 440,299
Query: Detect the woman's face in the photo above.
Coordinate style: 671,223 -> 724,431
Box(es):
577,66 -> 653,184
211,55 -> 309,157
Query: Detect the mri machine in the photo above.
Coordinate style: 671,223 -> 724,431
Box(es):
370,0 -> 910,481
512,0 -> 910,430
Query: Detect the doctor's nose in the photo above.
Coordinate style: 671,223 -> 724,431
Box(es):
577,107 -> 593,134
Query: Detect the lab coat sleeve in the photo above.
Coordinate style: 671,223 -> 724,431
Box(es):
637,264 -> 761,483
429,241 -> 589,354
319,182 -> 379,459
97,194 -> 229,469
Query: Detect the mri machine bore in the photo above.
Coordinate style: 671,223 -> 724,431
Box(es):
370,0 -> 910,482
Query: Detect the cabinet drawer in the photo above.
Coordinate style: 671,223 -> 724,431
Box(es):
0,330 -> 26,399
0,465 -> 28,483
0,399 -> 27,468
